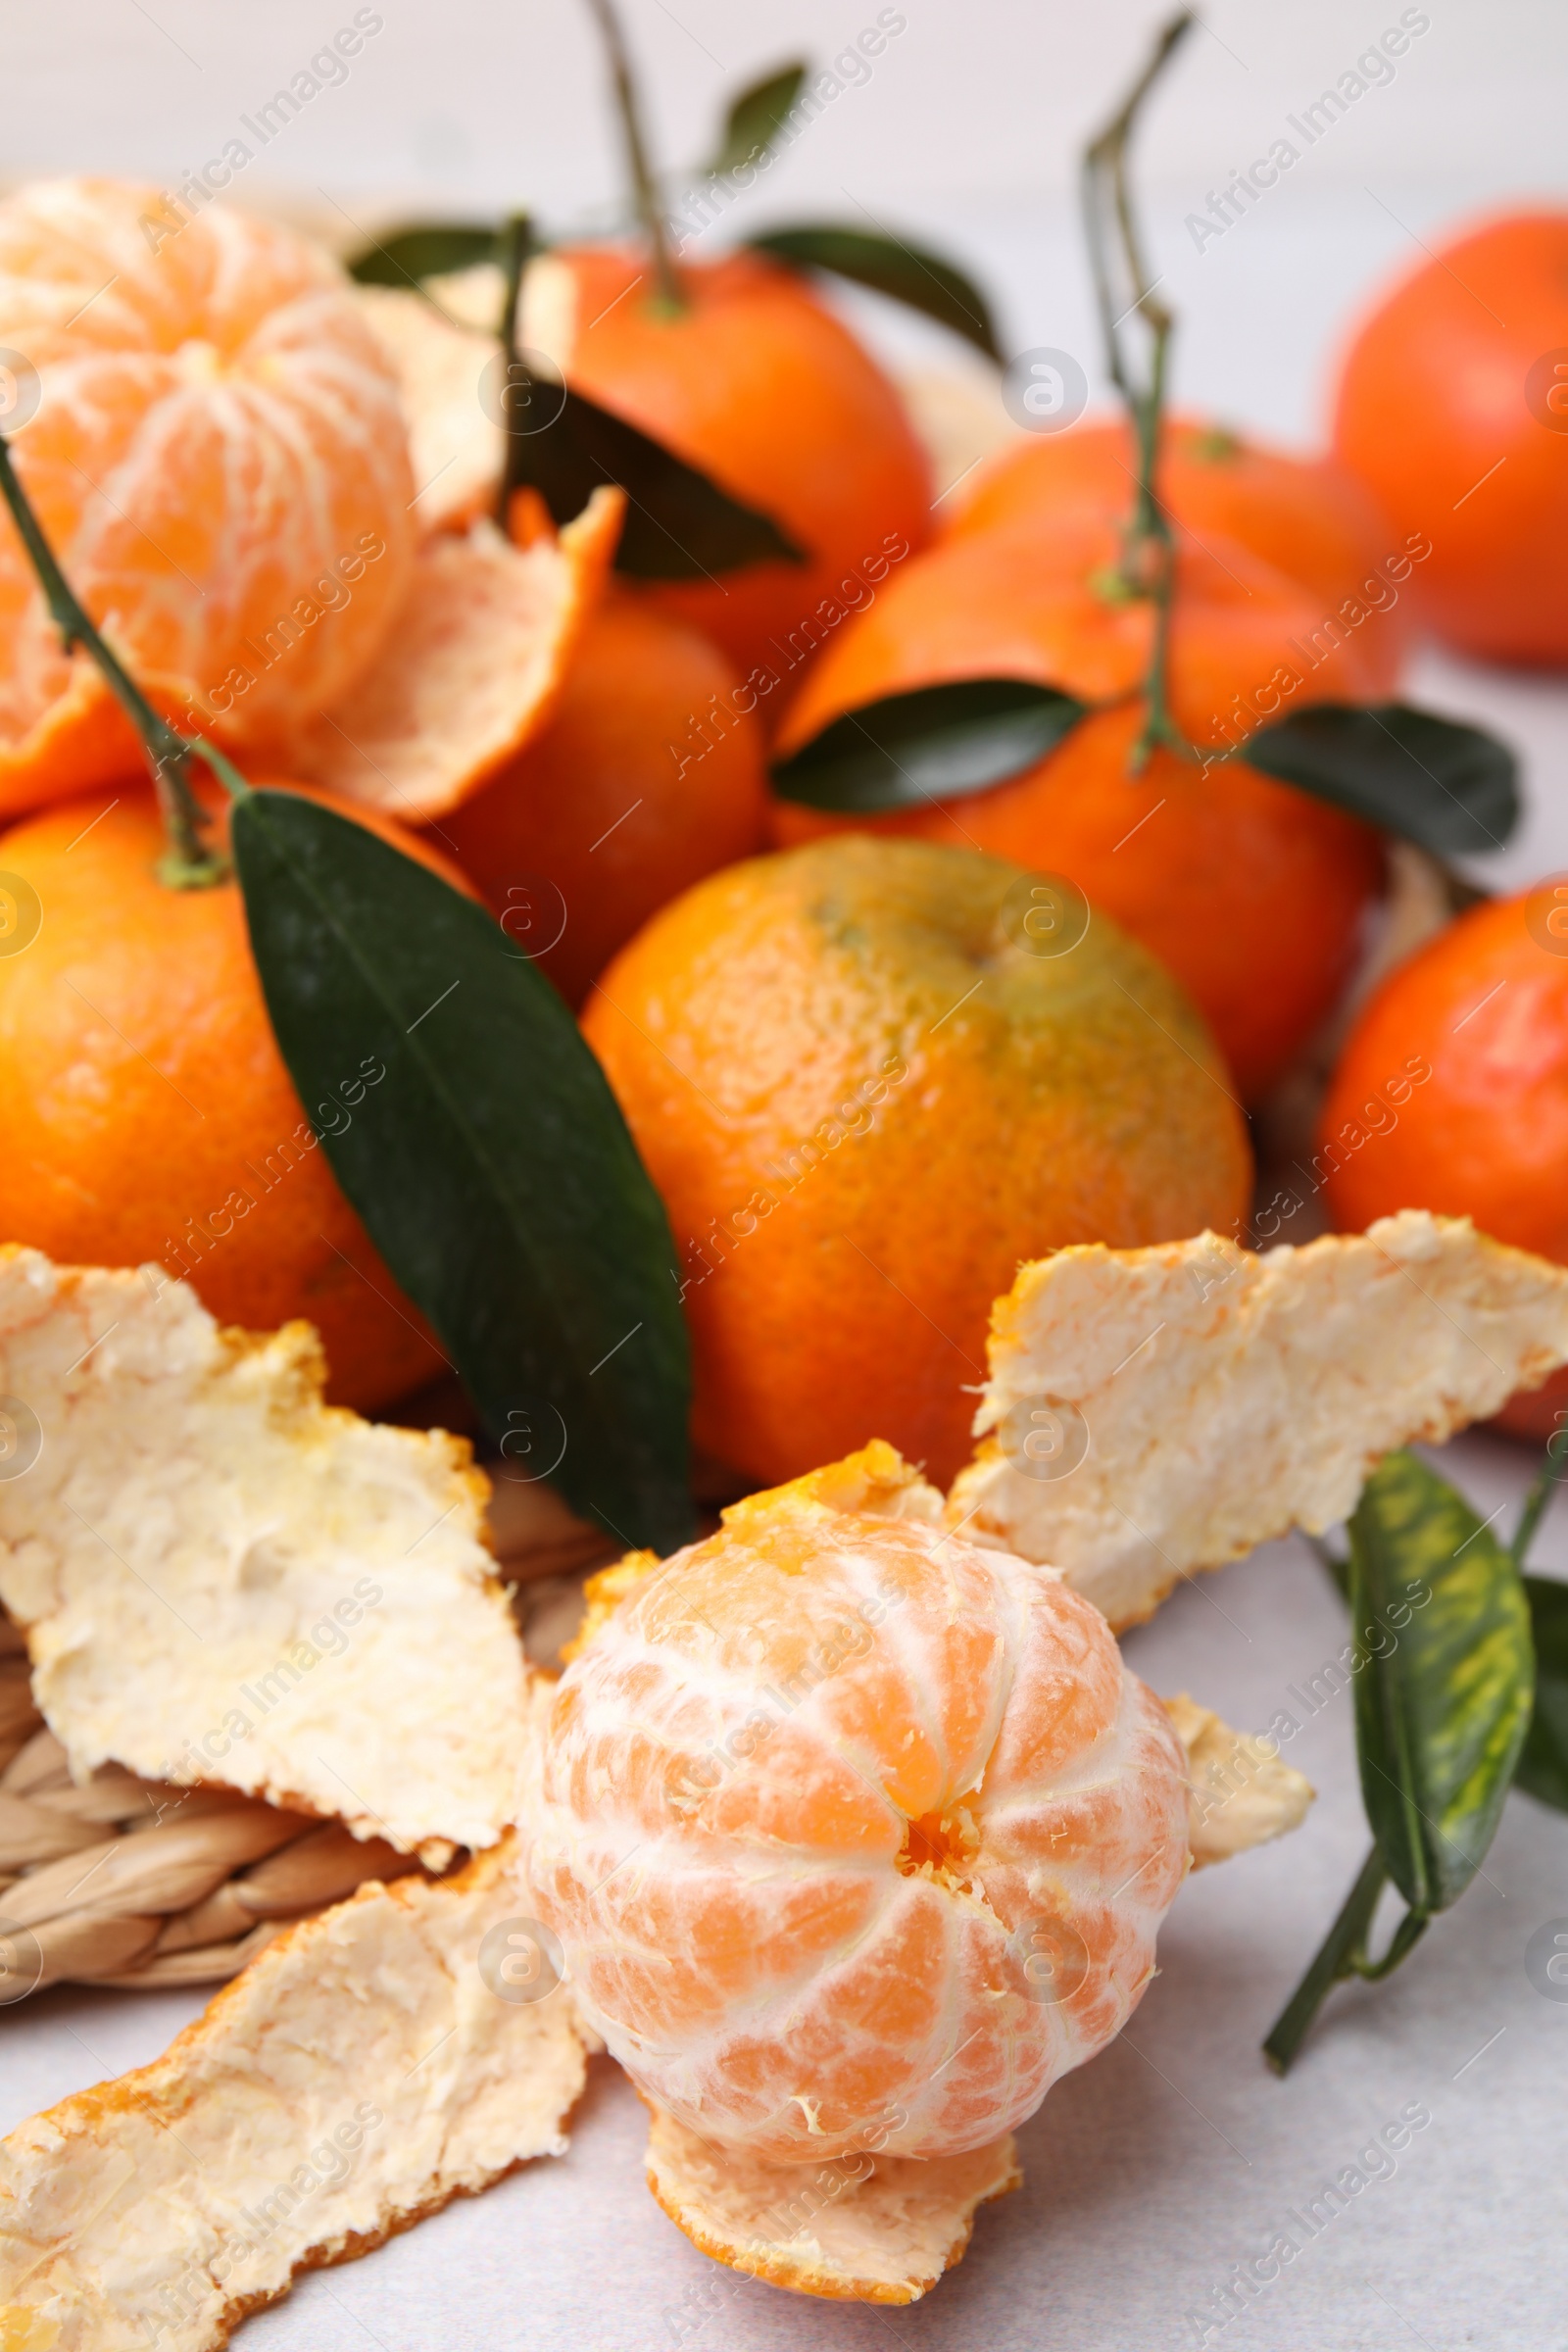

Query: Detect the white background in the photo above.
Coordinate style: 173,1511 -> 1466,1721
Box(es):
4,6 -> 1568,2348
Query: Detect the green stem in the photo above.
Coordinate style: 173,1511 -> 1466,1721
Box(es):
0,432 -> 227,886
1263,1843 -> 1386,2075
581,0 -> 683,311
1080,11 -> 1199,771
1347,1901 -> 1429,1981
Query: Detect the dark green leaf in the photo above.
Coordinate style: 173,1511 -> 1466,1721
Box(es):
502,370 -> 805,579
706,63 -> 808,176
346,222 -> 499,289
749,224 -> 1001,361
1518,1574 -> 1568,1811
770,679 -> 1087,812
230,790 -> 694,1552
1244,703 -> 1519,858
1349,1451 -> 1534,1913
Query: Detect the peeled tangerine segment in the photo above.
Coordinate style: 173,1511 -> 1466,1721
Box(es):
0,1247 -> 531,1861
532,1453 -> 1193,2164
0,1837 -> 594,2352
645,2100 -> 1021,2306
951,1211 -> 1568,1631
553,1445 -> 1309,2303
288,484 -> 623,822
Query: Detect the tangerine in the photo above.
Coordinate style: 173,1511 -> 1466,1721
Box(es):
948,414 -> 1409,690
581,835 -> 1251,1489
0,177 -> 415,815
529,1447 -> 1191,2164
0,781 -> 467,1412
1333,210 -> 1568,664
770,509 -> 1387,1097
1318,886 -> 1568,1437
445,591 -> 767,1006
519,244 -> 931,689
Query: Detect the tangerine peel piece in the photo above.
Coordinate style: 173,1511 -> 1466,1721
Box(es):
1165,1692 -> 1313,1867
950,1211 -> 1568,1629
0,1247 -> 530,1860
289,487 -> 623,822
644,2101 -> 1020,2306
0,1837 -> 592,2352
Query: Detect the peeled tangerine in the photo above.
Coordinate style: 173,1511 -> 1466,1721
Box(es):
529,1450 -> 1189,2174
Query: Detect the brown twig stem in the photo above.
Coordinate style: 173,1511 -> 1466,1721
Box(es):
582,0 -> 683,310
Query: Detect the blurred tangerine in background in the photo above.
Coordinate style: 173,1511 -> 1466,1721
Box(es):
446,591 -> 768,1006
1333,210 -> 1568,666
1320,879 -> 1568,1439
520,243 -> 933,689
947,412 -> 1410,690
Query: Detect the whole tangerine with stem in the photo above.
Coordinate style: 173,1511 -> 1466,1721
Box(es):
1320,885 -> 1568,1440
0,176 -> 415,817
581,835 -> 1251,1490
529,1448 -> 1191,2165
770,508 -> 1387,1098
0,779 -> 468,1412
444,590 -> 768,1007
519,241 -> 932,692
1332,210 -> 1568,665
948,413 -> 1410,691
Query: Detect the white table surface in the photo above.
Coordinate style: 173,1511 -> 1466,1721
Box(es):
9,7 -> 1568,2343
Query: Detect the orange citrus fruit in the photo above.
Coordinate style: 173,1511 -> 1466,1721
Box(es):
770,510 -> 1387,1098
1320,886 -> 1568,1439
0,176 -> 414,817
445,591 -> 768,1006
1333,211 -> 1568,664
530,1447 -> 1191,2163
948,414 -> 1410,691
581,836 -> 1251,1488
0,781 -> 468,1412
520,244 -> 931,689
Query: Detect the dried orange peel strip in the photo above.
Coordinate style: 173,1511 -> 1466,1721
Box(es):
287,485 -> 623,822
644,2101 -> 1021,2307
950,1211 -> 1568,1631
0,1835 -> 594,2352
0,1248 -> 530,1862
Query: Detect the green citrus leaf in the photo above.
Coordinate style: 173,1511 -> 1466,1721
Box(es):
749,223 -> 1001,360
1517,1574 -> 1568,1811
229,790 -> 694,1553
346,222 -> 499,288
769,679 -> 1087,812
1243,703 -> 1519,858
706,62 -> 808,175
1349,1451 -> 1534,1913
502,369 -> 805,579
